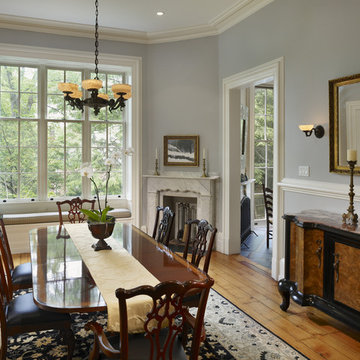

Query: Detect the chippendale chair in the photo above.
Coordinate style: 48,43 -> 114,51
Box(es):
262,184 -> 273,249
0,215 -> 32,292
0,247 -> 74,360
56,197 -> 96,226
85,277 -> 214,360
152,206 -> 175,247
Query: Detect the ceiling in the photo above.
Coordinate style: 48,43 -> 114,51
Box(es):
0,0 -> 273,43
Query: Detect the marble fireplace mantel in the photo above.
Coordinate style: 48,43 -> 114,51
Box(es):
143,174 -> 219,236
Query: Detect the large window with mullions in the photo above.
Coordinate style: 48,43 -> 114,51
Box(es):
0,63 -> 130,202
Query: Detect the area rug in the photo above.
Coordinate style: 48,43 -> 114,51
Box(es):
7,289 -> 308,359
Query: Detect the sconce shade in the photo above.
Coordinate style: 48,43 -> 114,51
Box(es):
112,84 -> 131,95
58,82 -> 78,93
97,93 -> 109,100
82,79 -> 103,90
69,90 -> 83,99
299,124 -> 324,138
299,125 -> 314,132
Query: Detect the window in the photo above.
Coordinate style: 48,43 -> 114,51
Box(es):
253,86 -> 274,220
0,63 -> 130,202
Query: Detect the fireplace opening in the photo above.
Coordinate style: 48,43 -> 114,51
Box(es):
163,195 -> 197,244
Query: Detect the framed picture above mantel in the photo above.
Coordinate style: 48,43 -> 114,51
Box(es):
164,135 -> 199,166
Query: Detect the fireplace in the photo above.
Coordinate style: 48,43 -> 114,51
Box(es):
144,175 -> 219,243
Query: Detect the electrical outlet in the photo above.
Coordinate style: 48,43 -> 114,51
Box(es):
298,165 -> 310,177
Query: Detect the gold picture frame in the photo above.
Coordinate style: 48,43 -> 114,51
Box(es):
164,135 -> 199,166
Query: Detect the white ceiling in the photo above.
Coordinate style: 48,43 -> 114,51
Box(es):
0,0 -> 273,43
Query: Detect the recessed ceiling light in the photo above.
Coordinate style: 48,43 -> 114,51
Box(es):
156,11 -> 165,16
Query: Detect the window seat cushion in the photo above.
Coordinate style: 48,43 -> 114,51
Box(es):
2,208 -> 131,226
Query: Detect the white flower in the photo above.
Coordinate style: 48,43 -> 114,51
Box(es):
104,157 -> 115,166
80,165 -> 94,178
124,147 -> 135,156
111,150 -> 123,160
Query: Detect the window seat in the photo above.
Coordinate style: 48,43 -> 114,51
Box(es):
2,208 -> 132,226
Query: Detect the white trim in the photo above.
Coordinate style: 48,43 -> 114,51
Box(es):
0,43 -> 142,226
222,57 -> 284,280
0,1 -> 273,44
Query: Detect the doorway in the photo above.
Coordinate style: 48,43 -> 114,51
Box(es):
222,58 -> 284,280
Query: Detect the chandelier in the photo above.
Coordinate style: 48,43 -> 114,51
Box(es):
58,0 -> 131,116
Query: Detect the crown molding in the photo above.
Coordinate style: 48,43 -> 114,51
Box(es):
0,0 -> 273,44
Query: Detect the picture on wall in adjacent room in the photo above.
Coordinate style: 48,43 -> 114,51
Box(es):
164,135 -> 199,166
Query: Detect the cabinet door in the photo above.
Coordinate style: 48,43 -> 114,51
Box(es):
333,242 -> 360,312
289,223 -> 324,296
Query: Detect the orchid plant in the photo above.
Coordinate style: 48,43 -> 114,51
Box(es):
80,147 -> 134,223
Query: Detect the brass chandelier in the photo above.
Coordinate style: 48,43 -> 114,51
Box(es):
58,0 -> 131,116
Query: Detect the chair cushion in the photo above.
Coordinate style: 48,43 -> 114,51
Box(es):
12,262 -> 32,286
7,293 -> 71,327
105,329 -> 187,360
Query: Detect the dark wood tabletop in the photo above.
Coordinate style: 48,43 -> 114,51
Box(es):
29,223 -> 208,313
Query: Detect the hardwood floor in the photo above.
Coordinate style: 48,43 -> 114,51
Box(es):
14,252 -> 360,359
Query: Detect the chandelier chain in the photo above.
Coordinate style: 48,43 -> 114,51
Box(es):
94,0 -> 99,79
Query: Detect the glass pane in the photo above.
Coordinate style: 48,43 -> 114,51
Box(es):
20,173 -> 37,198
48,148 -> 64,173
91,148 -> 107,171
107,107 -> 123,121
1,66 -> 18,91
48,172 -> 64,197
0,147 -> 18,172
90,106 -> 107,121
66,172 -> 82,197
91,123 -> 107,148
47,95 -> 64,119
254,168 -> 265,193
20,147 -> 37,172
0,92 -> 19,117
267,141 -> 274,167
47,69 -> 64,94
266,88 -> 274,115
266,115 -> 274,140
48,121 -> 64,147
267,168 -> 273,189
107,170 -> 122,195
0,120 -> 18,147
254,141 -> 265,167
108,123 -> 122,148
65,103 -> 83,120
92,172 -> 106,195
254,194 -> 265,220
66,148 -> 82,171
254,88 -> 265,115
21,121 -> 38,147
254,116 -> 265,140
20,93 -> 38,118
0,174 -> 17,198
66,71 -> 82,85
20,67 -> 38,93
66,122 -> 82,148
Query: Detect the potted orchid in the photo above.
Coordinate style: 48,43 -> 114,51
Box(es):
80,148 -> 134,250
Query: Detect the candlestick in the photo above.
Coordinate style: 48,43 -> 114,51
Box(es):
342,160 -> 358,226
347,149 -> 357,162
201,157 -> 207,177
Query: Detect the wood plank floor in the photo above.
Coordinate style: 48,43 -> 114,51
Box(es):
14,252 -> 360,359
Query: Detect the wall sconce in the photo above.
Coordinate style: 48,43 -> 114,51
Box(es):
299,124 -> 325,138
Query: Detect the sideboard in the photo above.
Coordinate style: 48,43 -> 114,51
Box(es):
278,210 -> 360,330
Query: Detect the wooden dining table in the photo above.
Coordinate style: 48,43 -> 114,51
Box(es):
29,223 -> 208,316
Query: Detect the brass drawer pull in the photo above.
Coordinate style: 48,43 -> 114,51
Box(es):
316,239 -> 322,268
333,253 -> 340,282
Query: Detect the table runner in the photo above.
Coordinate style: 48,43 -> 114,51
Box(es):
64,223 -> 160,333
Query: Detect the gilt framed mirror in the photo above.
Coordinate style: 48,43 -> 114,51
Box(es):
329,73 -> 360,174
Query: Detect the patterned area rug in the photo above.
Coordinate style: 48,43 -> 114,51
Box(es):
7,289 -> 308,359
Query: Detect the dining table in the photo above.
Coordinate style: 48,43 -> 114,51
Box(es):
29,222 -> 209,332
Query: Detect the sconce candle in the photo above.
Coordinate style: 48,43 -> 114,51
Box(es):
347,149 -> 357,162
203,148 -> 206,160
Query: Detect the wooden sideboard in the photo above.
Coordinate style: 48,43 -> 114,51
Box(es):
278,210 -> 360,330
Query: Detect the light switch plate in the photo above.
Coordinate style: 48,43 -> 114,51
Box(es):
298,165 -> 310,177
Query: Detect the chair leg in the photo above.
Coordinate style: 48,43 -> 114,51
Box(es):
61,328 -> 75,360
89,336 -> 100,360
0,334 -> 7,360
266,222 -> 270,249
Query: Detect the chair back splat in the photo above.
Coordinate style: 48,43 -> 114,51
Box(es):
183,219 -> 217,274
262,184 -> 273,249
56,197 -> 95,226
152,206 -> 175,247
85,277 -> 214,360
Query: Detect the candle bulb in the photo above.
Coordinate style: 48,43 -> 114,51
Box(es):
203,148 -> 206,160
347,149 -> 357,162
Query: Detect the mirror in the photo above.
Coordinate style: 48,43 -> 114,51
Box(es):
329,73 -> 360,174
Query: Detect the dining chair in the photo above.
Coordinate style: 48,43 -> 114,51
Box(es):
0,215 -> 32,292
152,206 -> 175,247
0,247 -> 74,360
85,277 -> 214,360
262,184 -> 273,248
56,197 -> 96,226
